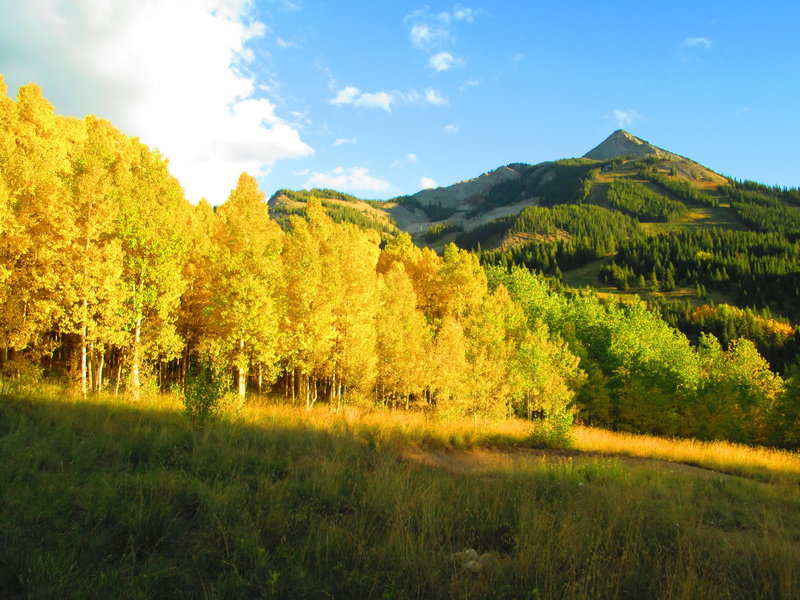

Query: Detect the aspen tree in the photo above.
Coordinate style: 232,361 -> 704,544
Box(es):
203,173 -> 284,400
0,82 -> 71,359
115,139 -> 189,399
62,116 -> 126,396
376,262 -> 431,408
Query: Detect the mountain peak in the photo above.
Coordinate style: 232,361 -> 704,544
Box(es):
583,130 -> 670,161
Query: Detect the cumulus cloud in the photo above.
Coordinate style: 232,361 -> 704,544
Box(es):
609,108 -> 642,128
429,51 -> 465,72
406,153 -> 418,162
0,0 -> 314,204
333,137 -> 357,147
420,177 -> 438,189
329,86 -> 448,113
683,37 -> 712,49
443,124 -> 460,134
305,167 -> 391,193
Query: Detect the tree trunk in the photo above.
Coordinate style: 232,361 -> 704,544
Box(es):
80,332 -> 88,398
237,339 -> 247,400
96,349 -> 105,393
131,315 -> 142,401
115,355 -> 123,398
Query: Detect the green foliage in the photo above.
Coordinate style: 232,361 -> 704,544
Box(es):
425,221 -> 463,243
720,184 -> 800,235
606,179 -> 687,222
638,167 -> 719,207
0,356 -> 43,396
453,215 -> 515,250
182,363 -> 228,426
606,228 -> 800,320
481,204 -> 641,274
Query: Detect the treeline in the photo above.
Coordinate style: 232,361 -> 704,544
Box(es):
493,268 -> 798,446
425,221 -> 463,243
0,78 -> 585,429
720,184 -> 800,235
730,179 -> 800,207
650,299 -> 799,375
530,160 -> 599,208
270,190 -> 398,236
607,179 -> 687,222
2,77 -> 799,446
478,204 -> 641,274
638,167 -> 719,207
600,228 -> 800,320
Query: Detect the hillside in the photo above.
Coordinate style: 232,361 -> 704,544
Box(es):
273,131 -> 800,366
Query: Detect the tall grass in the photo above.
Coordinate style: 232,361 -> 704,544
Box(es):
1,390 -> 799,599
574,426 -> 800,484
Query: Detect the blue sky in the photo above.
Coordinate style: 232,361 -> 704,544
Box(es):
1,0 -> 798,203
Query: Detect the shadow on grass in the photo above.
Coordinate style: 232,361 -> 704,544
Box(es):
2,393 -> 799,600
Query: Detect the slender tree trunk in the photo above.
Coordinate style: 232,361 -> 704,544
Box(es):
96,349 -> 105,393
79,303 -> 89,398
115,356 -> 123,398
237,339 -> 247,400
88,340 -> 94,393
131,315 -> 142,401
258,364 -> 263,396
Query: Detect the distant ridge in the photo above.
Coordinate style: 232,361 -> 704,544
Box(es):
583,129 -> 680,161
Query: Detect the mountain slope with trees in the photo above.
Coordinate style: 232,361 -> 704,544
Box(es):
1,75 -> 799,447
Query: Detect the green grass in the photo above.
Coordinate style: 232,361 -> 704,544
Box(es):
2,390 -> 799,599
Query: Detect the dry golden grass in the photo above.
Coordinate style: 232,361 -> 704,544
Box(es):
574,425 -> 800,483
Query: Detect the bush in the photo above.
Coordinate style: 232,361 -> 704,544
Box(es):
182,365 -> 228,426
0,357 -> 43,396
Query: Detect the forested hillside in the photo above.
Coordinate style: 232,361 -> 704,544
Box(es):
1,77 -> 799,447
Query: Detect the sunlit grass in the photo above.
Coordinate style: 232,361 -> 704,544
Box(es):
574,425 -> 800,483
2,389 -> 799,599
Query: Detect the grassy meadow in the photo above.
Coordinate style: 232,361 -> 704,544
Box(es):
2,388 -> 800,599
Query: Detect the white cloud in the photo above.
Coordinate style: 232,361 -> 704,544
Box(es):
453,6 -> 476,22
333,137 -> 357,147
0,0 -> 315,204
429,51 -> 465,72
305,167 -> 391,193
408,22 -> 452,50
406,153 -> 418,162
459,79 -> 481,92
276,36 -> 302,49
609,108 -> 642,128
421,177 -> 438,189
683,37 -> 712,49
329,86 -> 448,113
356,91 -> 394,112
425,88 -> 448,106
443,124 -> 460,134
511,52 -> 525,65
330,86 -> 362,105
404,5 -> 476,50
